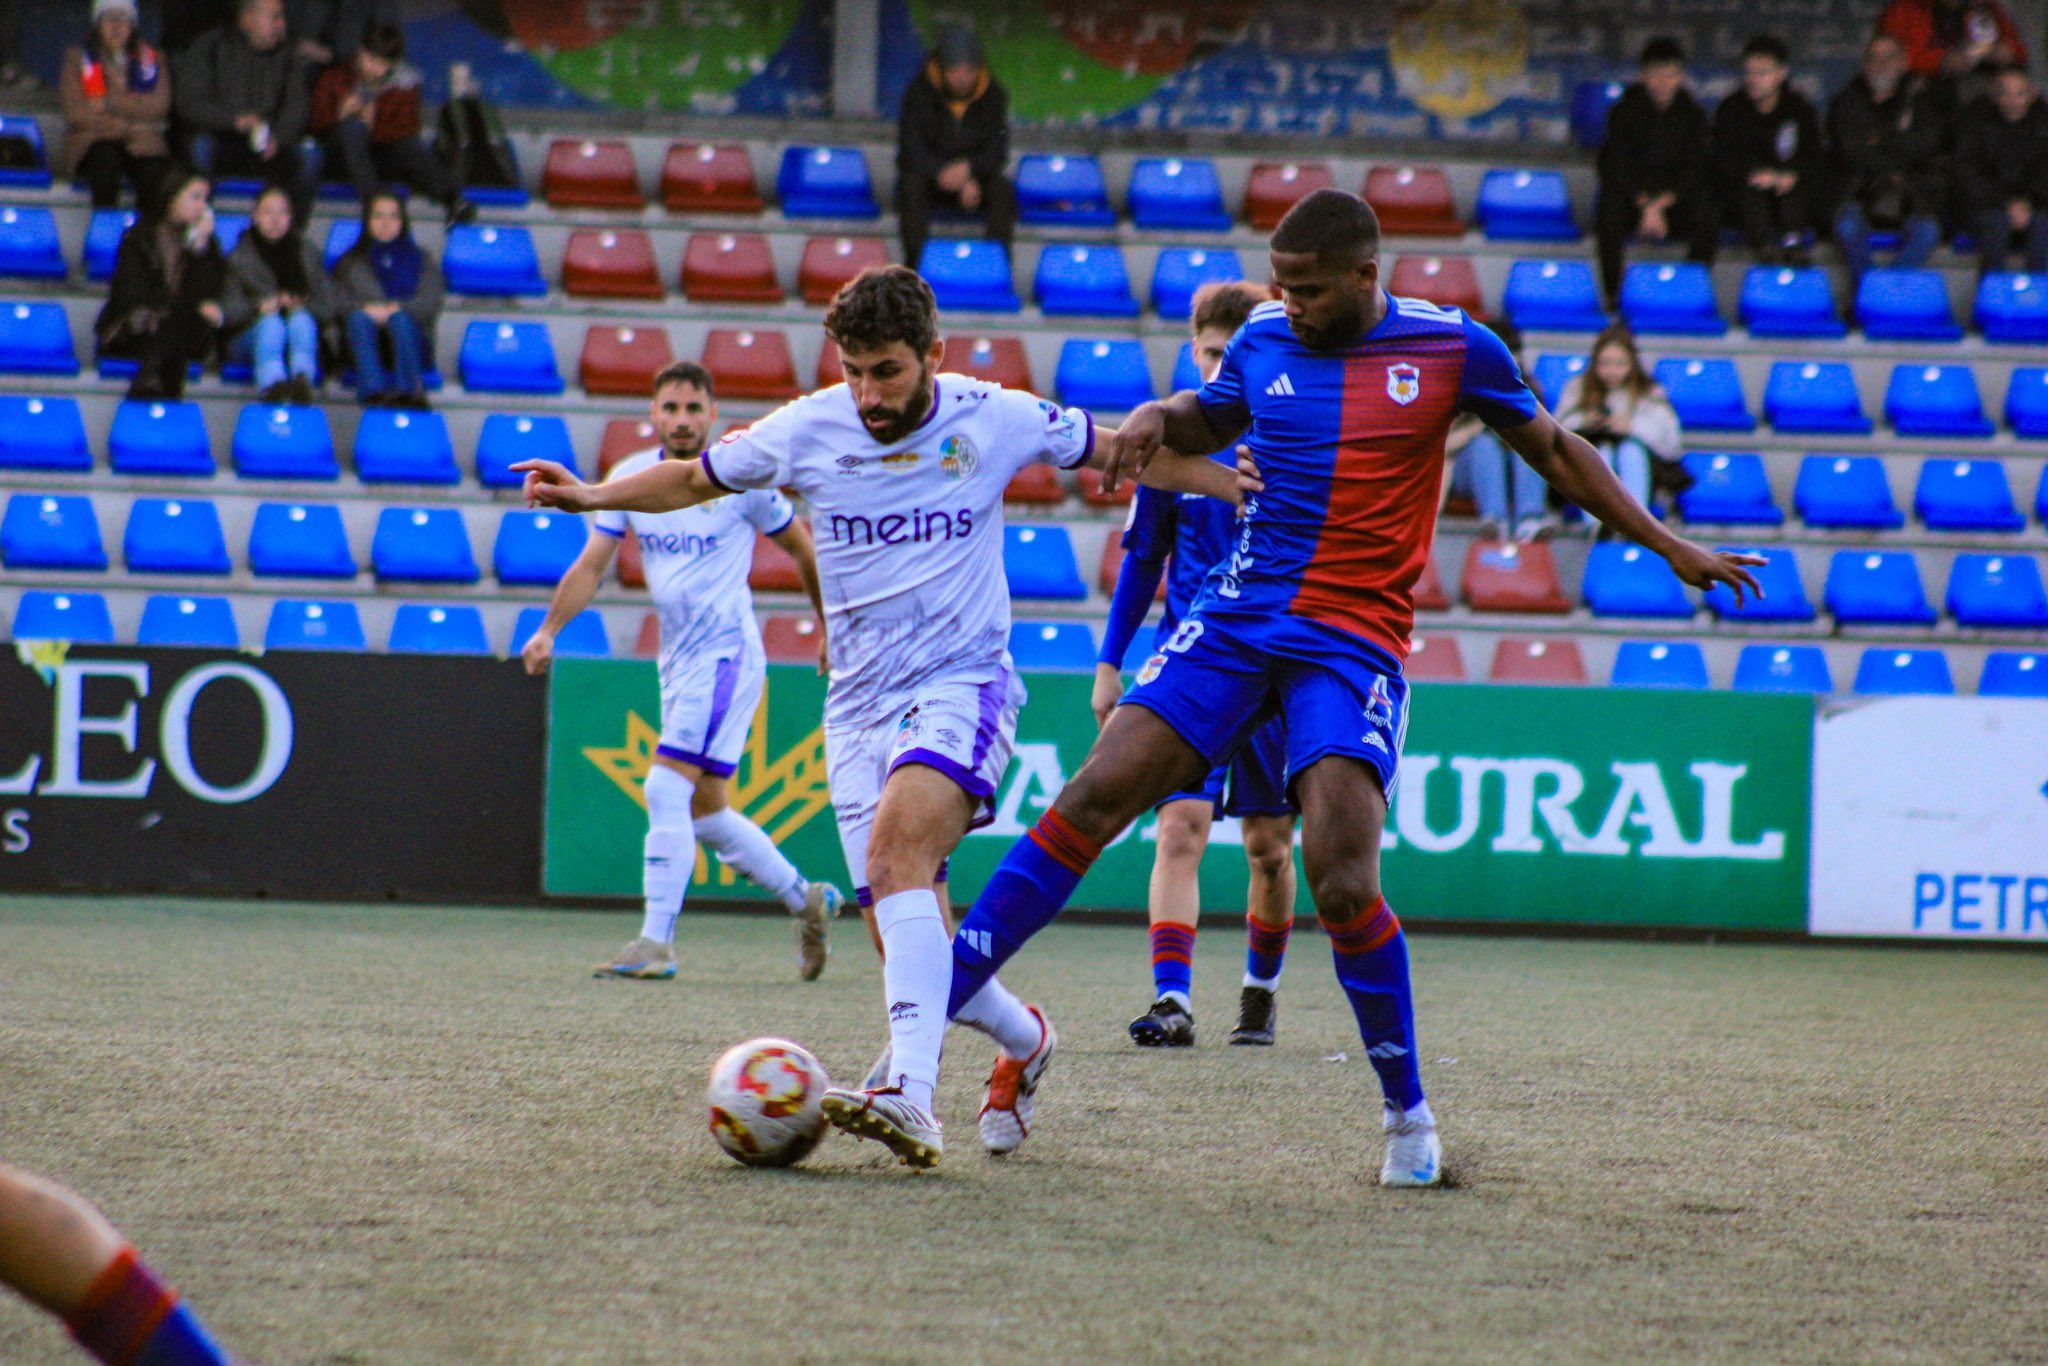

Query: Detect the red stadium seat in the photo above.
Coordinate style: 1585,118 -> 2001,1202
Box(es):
682,231 -> 785,303
562,228 -> 664,300
1365,164 -> 1462,237
1076,466 -> 1133,508
1005,465 -> 1066,505
814,336 -> 843,391
703,328 -> 799,401
750,526 -> 805,592
941,334 -> 1034,392
617,531 -> 646,589
1412,552 -> 1450,612
662,142 -> 763,214
1460,538 -> 1570,613
800,235 -> 888,304
1245,160 -> 1334,231
1489,636 -> 1589,684
1096,535 -> 1166,600
599,418 -> 658,477
762,614 -> 822,664
543,139 -> 644,210
633,611 -> 659,656
580,325 -> 675,398
1404,632 -> 1467,681
1387,255 -> 1486,319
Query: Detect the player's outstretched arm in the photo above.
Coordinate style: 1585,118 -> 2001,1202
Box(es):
522,531 -> 619,675
511,457 -> 725,516
1098,392 -> 1241,492
771,517 -> 829,675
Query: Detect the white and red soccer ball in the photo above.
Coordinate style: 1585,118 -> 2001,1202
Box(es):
705,1038 -> 829,1168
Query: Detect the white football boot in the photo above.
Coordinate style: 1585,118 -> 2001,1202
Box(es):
820,1086 -> 942,1170
1379,1104 -> 1443,1188
977,1006 -> 1057,1156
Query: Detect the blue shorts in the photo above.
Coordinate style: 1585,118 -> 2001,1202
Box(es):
1158,713 -> 1295,818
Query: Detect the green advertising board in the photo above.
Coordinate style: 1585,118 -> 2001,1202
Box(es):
545,662 -> 1812,932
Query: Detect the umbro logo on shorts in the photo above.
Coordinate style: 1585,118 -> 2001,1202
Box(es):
1265,373 -> 1297,397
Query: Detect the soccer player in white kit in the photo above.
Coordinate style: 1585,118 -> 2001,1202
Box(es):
517,267 -> 1240,1169
522,362 -> 845,982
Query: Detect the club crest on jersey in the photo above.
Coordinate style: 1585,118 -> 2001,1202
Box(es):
939,434 -> 979,480
1136,652 -> 1168,685
1387,362 -> 1421,406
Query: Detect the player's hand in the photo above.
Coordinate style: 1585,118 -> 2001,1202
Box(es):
1664,540 -> 1768,606
1100,403 -> 1166,493
1090,662 -> 1123,731
512,460 -> 594,513
520,629 -> 554,676
1234,444 -> 1264,499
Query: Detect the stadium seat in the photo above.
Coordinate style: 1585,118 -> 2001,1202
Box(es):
1582,541 -> 1693,617
761,614 -> 821,664
1739,266 -> 1844,338
1569,80 -> 1627,148
1151,248 -> 1245,321
1459,538 -> 1570,613
2002,367 -> 2048,437
1475,169 -> 1576,240
83,209 -> 134,282
918,239 -> 1019,313
1886,364 -> 1992,438
476,413 -> 576,488
1489,636 -> 1588,684
1856,268 -> 1961,341
1015,154 -> 1116,226
1170,342 -> 1202,393
1004,525 -> 1085,599
1765,361 -> 1869,434
776,146 -> 877,218
138,594 -> 239,648
1824,550 -> 1936,625
1678,452 -> 1781,524
702,327 -> 798,401
248,503 -> 355,578
322,218 -> 360,269
1704,546 -> 1812,621
561,228 -> 664,300
0,115 -> 51,188
581,325 -> 675,397
542,138 -> 643,209
232,404 -> 337,480
1974,272 -> 2048,342
1531,353 -> 1586,409
599,419 -> 658,476
1794,455 -> 1902,529
682,231 -> 784,302
442,225 -> 546,297
0,301 -> 79,374
1365,164 -> 1462,237
633,611 -> 659,657
1403,632 -> 1467,681
1387,256 -> 1485,318
1076,466 -> 1134,508
389,603 -> 490,655
1096,535 -> 1161,598
1855,647 -> 1954,695
1008,621 -> 1097,671
0,206 -> 64,279
1055,338 -> 1153,410
2,493 -> 105,570
663,142 -> 763,214
266,598 -> 365,651
1979,650 -> 2048,696
1620,262 -> 1724,335
1733,643 -> 1833,693
1246,160 -> 1333,230
0,395 -> 89,471
108,399 -> 213,476
1128,157 -> 1230,231
1946,553 -> 2048,628
494,510 -> 586,585
1502,260 -> 1605,331
1657,358 -> 1756,432
1005,464 -> 1065,505
459,321 -> 563,394
124,498 -> 230,575
749,526 -> 805,592
12,591 -> 113,642
941,335 -> 1033,392
511,606 -> 608,657
353,408 -> 457,484
1611,640 -> 1710,689
813,335 -> 843,390
799,235 -> 888,304
2039,466 -> 2048,524
1915,459 -> 2024,531
372,507 -> 478,583
1034,244 -> 1138,317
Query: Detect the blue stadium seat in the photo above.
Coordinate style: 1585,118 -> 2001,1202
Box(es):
266,598 -> 365,651
109,399 -> 214,476
1611,640 -> 1709,689
1824,550 -> 1935,625
1765,361 -> 1869,434
1007,620 -> 1097,671
124,498 -> 230,575
511,606 -> 608,657
2039,465 -> 2048,523
248,503 -> 356,578
1014,154 -> 1115,226
1979,650 -> 2048,696
1855,647 -> 1954,695
1704,546 -> 1812,621
322,218 -> 360,270
1855,268 -> 1961,341
1947,553 -> 2048,628
1128,158 -> 1230,231
213,213 -> 249,257
137,594 -> 239,648
0,115 -> 52,188
1502,260 -> 1605,332
353,408 -> 458,484
1033,244 -> 1137,317
1678,452 -> 1781,524
1794,455 -> 1901,529
459,321 -> 563,394
11,591 -> 112,642
0,300 -> 78,374
1915,458 -> 2024,531
493,510 -> 585,585
776,146 -> 878,218
1151,248 -> 1245,321
372,507 -> 478,583
84,209 -> 134,282
1886,364 -> 1992,437
1531,353 -> 1586,409
2003,367 -> 2048,437
1739,266 -> 1844,338
917,239 -> 1019,313
1570,80 -> 1626,149
0,206 -> 65,279
2,493 -> 105,570
1655,358 -> 1754,432
0,395 -> 90,471
1619,262 -> 1723,335
1475,169 -> 1577,240
389,603 -> 491,655
475,413 -> 576,488
1974,272 -> 2048,341
1055,339 -> 1153,410
1003,525 -> 1085,599
1582,541 -> 1693,617
1733,643 -> 1833,693
1170,341 -> 1203,393
232,404 -> 337,480
442,225 -> 546,297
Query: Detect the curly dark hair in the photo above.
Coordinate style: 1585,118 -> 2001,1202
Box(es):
823,265 -> 940,357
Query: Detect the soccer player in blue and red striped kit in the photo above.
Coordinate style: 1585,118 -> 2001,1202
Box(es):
945,189 -> 1766,1187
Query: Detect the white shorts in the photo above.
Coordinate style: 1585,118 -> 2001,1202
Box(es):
825,669 -> 1024,905
657,647 -> 765,778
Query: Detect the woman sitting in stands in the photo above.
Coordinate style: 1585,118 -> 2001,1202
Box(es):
331,189 -> 443,409
1553,322 -> 1685,524
95,165 -> 224,401
224,185 -> 340,405
58,0 -> 170,209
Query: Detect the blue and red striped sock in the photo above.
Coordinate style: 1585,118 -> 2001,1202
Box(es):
1323,899 -> 1426,1112
948,809 -> 1102,1018
1244,913 -> 1291,989
66,1247 -> 228,1366
1149,922 -> 1196,1004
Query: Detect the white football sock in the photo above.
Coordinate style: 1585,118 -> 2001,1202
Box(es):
639,766 -> 697,944
873,889 -> 950,1113
694,807 -> 809,911
1243,972 -> 1280,991
952,976 -> 1042,1060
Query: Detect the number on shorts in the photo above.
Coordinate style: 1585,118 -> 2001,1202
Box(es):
1163,619 -> 1206,655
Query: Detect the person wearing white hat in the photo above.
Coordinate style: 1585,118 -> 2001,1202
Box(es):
60,0 -> 173,208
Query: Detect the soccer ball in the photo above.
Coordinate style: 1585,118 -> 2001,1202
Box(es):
705,1037 -> 830,1168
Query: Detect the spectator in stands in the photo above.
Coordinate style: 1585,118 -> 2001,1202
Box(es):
96,165 -> 226,401
1877,0 -> 2026,100
310,24 -> 476,225
1595,37 -> 1718,311
1443,320 -> 1555,541
287,0 -> 397,68
174,0 -> 317,215
896,25 -> 1015,271
1828,32 -> 1949,278
1714,35 -> 1824,265
59,0 -> 172,210
332,189 -> 440,408
1956,64 -> 2048,275
1553,324 -> 1683,522
224,185 -> 338,405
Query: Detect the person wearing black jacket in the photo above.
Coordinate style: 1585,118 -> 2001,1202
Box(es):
1828,33 -> 1949,278
1955,64 -> 2048,274
96,165 -> 227,400
1714,35 -> 1824,264
1595,37 -> 1718,309
895,26 -> 1015,271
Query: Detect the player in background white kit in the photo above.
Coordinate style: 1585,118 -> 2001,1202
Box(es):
522,362 -> 845,982
516,268 -> 1240,1170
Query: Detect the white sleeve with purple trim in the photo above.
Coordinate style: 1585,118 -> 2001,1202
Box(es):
701,393 -> 808,491
996,386 -> 1094,476
739,487 -> 797,536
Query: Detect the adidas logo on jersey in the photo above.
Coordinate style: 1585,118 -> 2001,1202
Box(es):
1265,373 -> 1297,397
